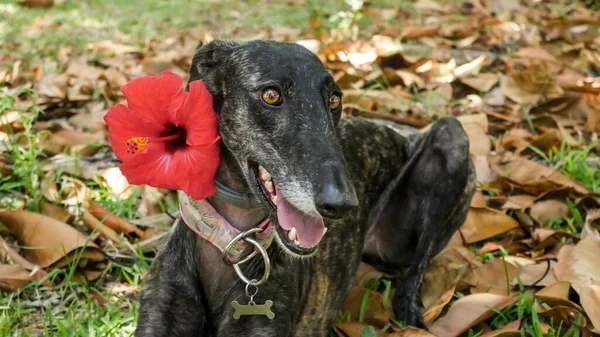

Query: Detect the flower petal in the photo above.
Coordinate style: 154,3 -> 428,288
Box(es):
179,80 -> 220,146
172,142 -> 221,199
121,70 -> 187,127
118,142 -> 182,191
104,104 -> 163,161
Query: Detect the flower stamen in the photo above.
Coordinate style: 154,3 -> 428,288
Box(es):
153,134 -> 183,142
126,137 -> 149,154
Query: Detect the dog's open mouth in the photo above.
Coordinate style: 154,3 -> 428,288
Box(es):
252,164 -> 326,255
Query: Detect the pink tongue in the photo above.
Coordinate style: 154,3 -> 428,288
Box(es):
276,196 -> 325,248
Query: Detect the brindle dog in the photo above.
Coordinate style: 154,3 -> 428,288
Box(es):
135,40 -> 476,337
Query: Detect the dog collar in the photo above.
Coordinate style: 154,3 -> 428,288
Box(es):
213,180 -> 261,209
178,191 -> 274,263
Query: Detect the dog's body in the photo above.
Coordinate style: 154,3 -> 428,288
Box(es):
135,40 -> 476,337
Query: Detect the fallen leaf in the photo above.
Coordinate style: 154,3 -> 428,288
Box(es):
40,202 -> 73,224
421,247 -> 476,310
422,284 -> 456,325
489,153 -> 592,195
88,202 -> 144,238
460,206 -> 520,244
88,40 -> 143,56
529,199 -> 570,225
460,73 -> 500,93
471,258 -> 517,295
81,211 -> 122,243
537,306 -> 587,327
341,287 -> 394,328
0,210 -> 105,268
554,234 -> 600,294
463,123 -> 491,156
537,281 -> 571,300
0,264 -> 43,292
430,293 -> 518,337
354,262 -> 384,288
388,327 -> 438,337
511,260 -> 557,287
580,285 -> 600,330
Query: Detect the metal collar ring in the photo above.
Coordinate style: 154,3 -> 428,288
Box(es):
222,227 -> 263,265
232,237 -> 271,286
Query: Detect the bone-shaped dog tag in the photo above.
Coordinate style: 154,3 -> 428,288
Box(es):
231,300 -> 275,319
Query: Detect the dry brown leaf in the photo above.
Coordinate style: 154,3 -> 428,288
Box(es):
81,211 -> 122,243
454,56 -> 487,79
530,228 -> 578,250
420,113 -> 488,134
40,202 -> 74,224
537,306 -> 587,328
430,293 -> 518,337
471,258 -> 517,295
460,73 -> 500,93
380,25 -> 440,39
554,233 -> 600,294
354,262 -> 384,288
472,155 -> 496,185
343,89 -> 413,114
580,285 -> 600,330
0,264 -> 43,292
537,281 -> 571,300
341,287 -> 394,328
88,202 -> 144,238
422,284 -> 456,325
421,247 -> 476,310
334,321 -> 370,337
460,206 -> 520,244
40,129 -> 104,156
511,260 -> 557,287
42,176 -> 88,210
489,153 -> 592,195
19,0 -> 55,8
89,40 -> 142,56
388,327 -> 438,337
463,123 -> 491,156
529,199 -> 570,225
0,210 -> 105,268
0,236 -> 40,272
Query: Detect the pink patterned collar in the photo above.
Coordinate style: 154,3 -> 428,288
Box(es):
178,192 -> 274,263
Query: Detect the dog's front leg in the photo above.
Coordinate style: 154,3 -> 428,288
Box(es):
135,220 -> 211,336
363,117 -> 476,328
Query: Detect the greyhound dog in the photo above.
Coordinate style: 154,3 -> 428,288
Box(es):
134,40 -> 476,337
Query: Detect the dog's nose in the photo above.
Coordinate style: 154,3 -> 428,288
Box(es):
315,166 -> 359,219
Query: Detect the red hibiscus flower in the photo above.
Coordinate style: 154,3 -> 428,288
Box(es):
104,71 -> 221,200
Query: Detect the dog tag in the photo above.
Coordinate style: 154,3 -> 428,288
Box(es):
231,300 -> 275,319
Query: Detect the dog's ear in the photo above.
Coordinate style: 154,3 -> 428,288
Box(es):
188,40 -> 239,108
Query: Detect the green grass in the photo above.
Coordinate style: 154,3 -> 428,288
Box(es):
528,140 -> 600,194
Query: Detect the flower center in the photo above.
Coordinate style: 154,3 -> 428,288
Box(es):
126,137 -> 149,154
156,126 -> 188,152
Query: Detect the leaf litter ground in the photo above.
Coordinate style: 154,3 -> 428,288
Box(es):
1,0 -> 600,336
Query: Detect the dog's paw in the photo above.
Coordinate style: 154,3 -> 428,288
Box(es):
393,296 -> 427,329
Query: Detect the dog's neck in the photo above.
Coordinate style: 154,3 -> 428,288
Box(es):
206,146 -> 268,231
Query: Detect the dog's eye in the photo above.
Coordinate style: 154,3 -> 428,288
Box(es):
329,94 -> 341,110
261,88 -> 282,106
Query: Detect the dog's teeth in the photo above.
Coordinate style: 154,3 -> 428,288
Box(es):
288,227 -> 297,241
271,195 -> 278,205
294,239 -> 301,246
323,227 -> 328,235
265,180 -> 274,192
259,166 -> 271,181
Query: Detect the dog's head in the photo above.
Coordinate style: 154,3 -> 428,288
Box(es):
189,40 -> 358,256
